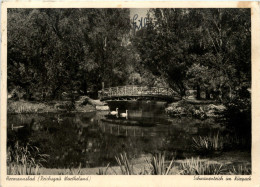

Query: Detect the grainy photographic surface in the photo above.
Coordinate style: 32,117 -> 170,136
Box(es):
6,8 -> 251,175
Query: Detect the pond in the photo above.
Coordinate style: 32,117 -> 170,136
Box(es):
7,102 -> 224,169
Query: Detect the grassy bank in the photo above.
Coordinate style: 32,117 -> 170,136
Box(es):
7,99 -> 96,114
8,100 -> 56,114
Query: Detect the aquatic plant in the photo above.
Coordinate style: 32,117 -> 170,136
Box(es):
228,165 -> 251,175
7,141 -> 49,175
148,152 -> 174,175
138,166 -> 151,175
67,164 -> 82,175
7,162 -> 41,175
180,157 -> 224,175
58,164 -> 83,175
97,163 -> 111,175
191,131 -> 224,154
115,152 -> 134,175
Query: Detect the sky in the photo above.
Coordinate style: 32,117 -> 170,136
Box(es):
130,8 -> 149,20
130,8 -> 150,31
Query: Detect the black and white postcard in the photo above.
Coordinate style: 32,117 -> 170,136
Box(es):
1,1 -> 260,187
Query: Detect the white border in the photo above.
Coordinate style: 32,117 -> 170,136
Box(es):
1,2 -> 260,187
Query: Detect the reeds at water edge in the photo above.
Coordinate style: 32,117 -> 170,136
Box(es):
179,157 -> 224,175
7,162 -> 41,175
115,152 -> 134,175
191,131 -> 250,155
191,131 -> 224,154
148,152 -> 174,175
7,142 -> 250,175
228,165 -> 251,175
97,163 -> 111,175
58,164 -> 83,175
7,141 -> 49,175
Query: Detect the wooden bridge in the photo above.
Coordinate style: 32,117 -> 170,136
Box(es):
98,85 -> 180,102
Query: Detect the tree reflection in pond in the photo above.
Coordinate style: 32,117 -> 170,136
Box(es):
7,112 -> 237,168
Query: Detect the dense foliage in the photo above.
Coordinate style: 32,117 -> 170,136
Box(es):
132,8 -> 251,145
8,8 -> 251,102
133,8 -> 251,100
8,9 -> 140,100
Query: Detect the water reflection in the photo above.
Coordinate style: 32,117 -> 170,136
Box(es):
7,108 -> 218,168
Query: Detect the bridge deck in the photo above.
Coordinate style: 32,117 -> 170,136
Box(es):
99,85 -> 180,101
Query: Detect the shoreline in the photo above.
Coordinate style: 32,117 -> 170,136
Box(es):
7,98 -> 108,114
7,98 -> 224,116
7,99 -> 251,175
36,151 -> 251,175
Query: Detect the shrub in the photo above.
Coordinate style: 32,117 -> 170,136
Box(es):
165,106 -> 186,117
191,107 -> 207,120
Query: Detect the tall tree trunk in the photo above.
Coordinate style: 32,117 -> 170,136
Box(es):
82,73 -> 88,95
206,89 -> 211,100
229,85 -> 232,100
196,84 -> 201,100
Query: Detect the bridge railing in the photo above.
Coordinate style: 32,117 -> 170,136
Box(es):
98,85 -> 178,99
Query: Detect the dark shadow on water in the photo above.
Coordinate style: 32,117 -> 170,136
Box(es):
7,101 -> 251,168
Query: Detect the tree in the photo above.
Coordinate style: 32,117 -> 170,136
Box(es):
133,8 -> 251,100
187,9 -> 251,101
133,9 -> 197,97
8,8 -> 134,100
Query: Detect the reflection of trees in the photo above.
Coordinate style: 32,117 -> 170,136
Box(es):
96,133 -> 164,166
8,114 -> 91,168
7,114 -> 45,127
35,119 -> 92,168
8,113 -> 223,168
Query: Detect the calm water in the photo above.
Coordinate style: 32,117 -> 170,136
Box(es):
7,101 -> 220,168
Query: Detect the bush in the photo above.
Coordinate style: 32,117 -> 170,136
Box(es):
8,86 -> 26,100
191,107 -> 207,120
166,101 -> 224,120
54,101 -> 75,112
